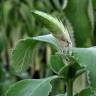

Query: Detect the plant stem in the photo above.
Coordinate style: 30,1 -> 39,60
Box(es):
66,79 -> 73,96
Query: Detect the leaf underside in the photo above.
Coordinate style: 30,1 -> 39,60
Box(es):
11,38 -> 37,73
72,47 -> 96,93
6,76 -> 58,96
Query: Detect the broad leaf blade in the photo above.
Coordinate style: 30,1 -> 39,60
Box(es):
11,38 -> 37,73
6,76 -> 58,96
72,47 -> 96,91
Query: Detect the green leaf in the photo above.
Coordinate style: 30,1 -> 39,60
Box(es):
49,54 -> 65,74
3,1 -> 12,25
58,58 -> 84,79
49,49 -> 84,79
20,3 -> 35,36
32,11 -> 72,47
6,76 -> 58,96
11,38 -> 37,73
74,88 -> 92,96
32,10 -> 65,34
65,0 -> 94,47
49,0 -> 61,10
88,0 -> 94,30
56,94 -> 65,96
32,34 -> 62,51
0,33 -> 6,53
72,47 -> 96,91
0,63 -> 5,82
52,53 -> 84,79
93,0 -> 96,10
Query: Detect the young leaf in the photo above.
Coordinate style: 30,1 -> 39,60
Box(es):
32,11 -> 72,48
11,38 -> 37,73
32,10 -> 65,34
58,60 -> 84,79
6,76 -> 58,96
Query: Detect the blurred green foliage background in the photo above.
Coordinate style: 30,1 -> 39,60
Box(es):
0,0 -> 96,96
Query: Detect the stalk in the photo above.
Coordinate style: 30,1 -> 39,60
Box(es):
66,79 -> 73,96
